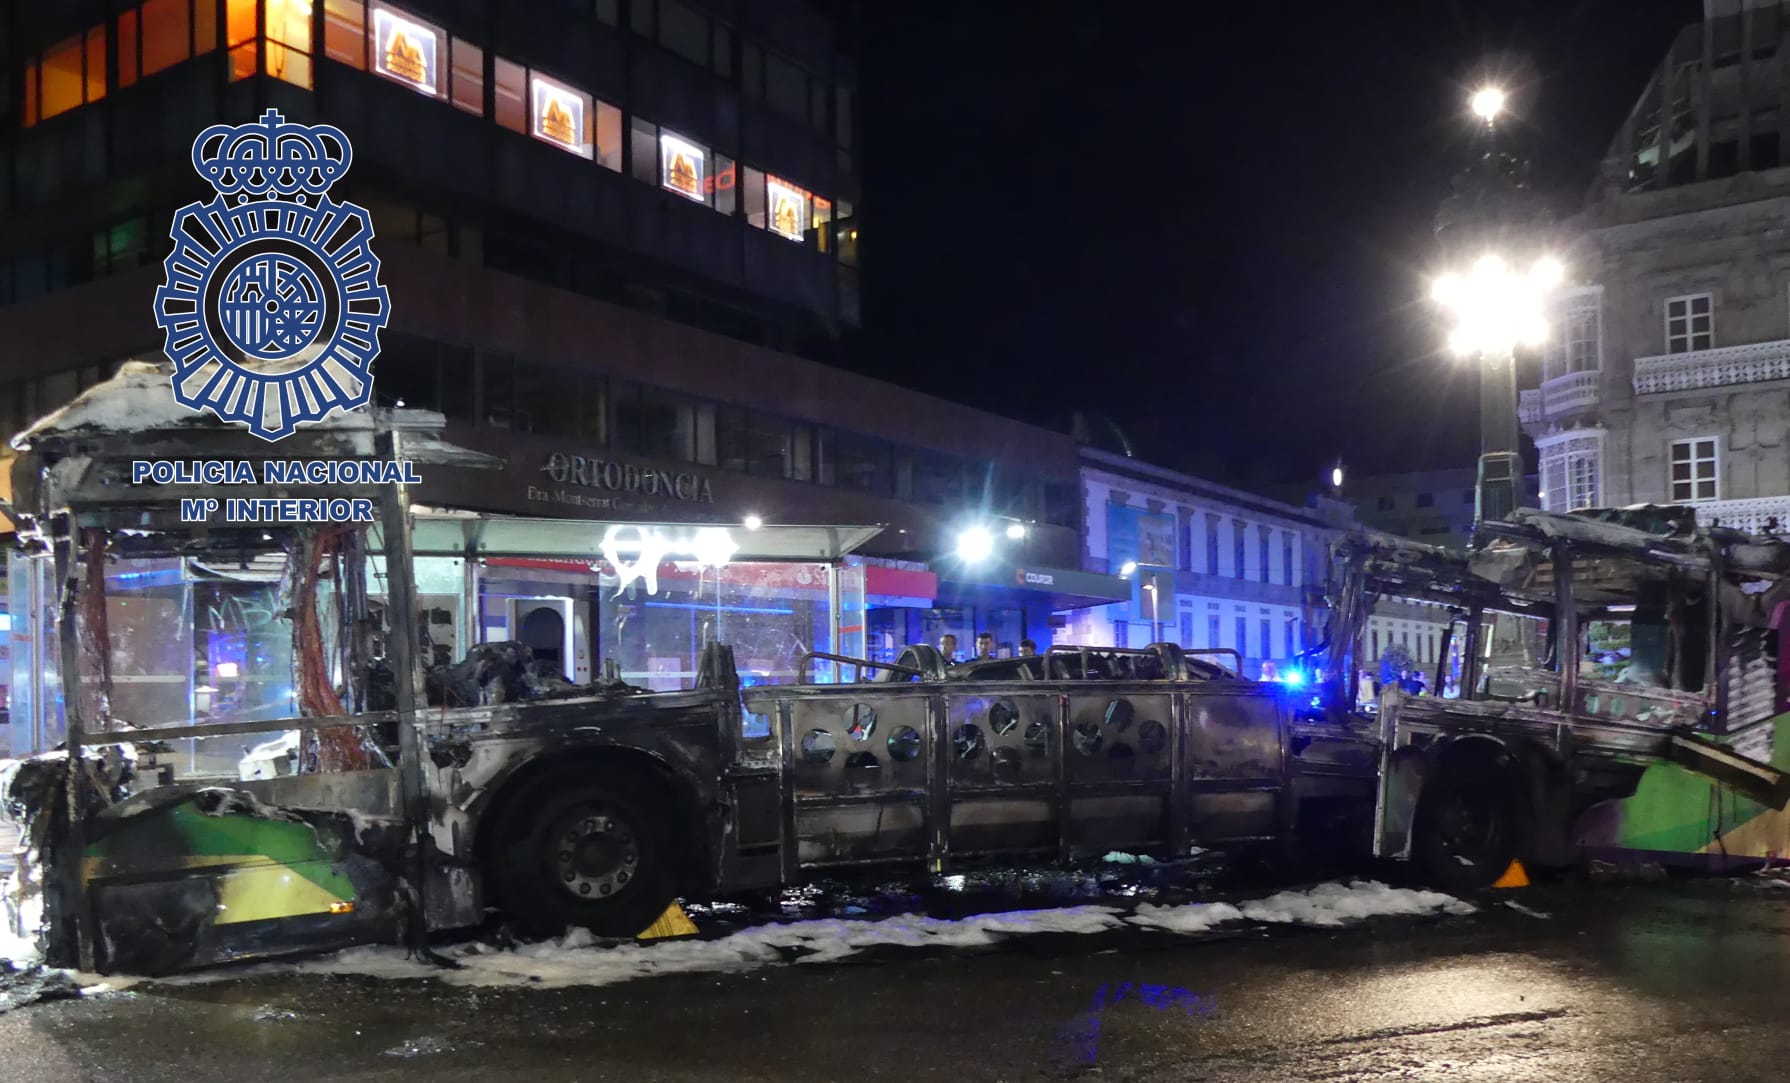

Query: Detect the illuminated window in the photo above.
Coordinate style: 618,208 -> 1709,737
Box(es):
226,0 -> 256,81
765,175 -> 808,241
494,56 -> 526,133
267,0 -> 314,88
659,129 -> 708,202
324,0 -> 368,69
141,0 -> 193,78
369,1 -> 445,97
119,10 -> 140,86
85,27 -> 107,102
529,71 -> 592,158
38,36 -> 89,121
450,38 -> 483,115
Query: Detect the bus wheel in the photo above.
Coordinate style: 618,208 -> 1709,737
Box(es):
493,770 -> 677,938
1413,754 -> 1526,894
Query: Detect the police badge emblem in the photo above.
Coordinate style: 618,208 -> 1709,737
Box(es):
153,110 -> 390,442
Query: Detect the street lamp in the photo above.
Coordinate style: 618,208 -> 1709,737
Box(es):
1470,85 -> 1506,124
955,525 -> 995,564
1329,461 -> 1345,492
1431,251 -> 1561,524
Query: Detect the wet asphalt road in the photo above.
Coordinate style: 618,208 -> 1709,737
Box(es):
8,879 -> 1790,1082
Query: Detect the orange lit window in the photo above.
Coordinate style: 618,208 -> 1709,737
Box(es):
324,0 -> 367,69
85,28 -> 107,102
39,36 -> 87,120
494,56 -> 525,133
22,60 -> 38,128
267,0 -> 313,88
119,10 -> 140,86
195,0 -> 217,52
227,0 -> 256,81
141,0 -> 192,78
450,37 -> 482,115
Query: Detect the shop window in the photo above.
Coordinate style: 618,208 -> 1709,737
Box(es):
369,2 -> 445,98
658,0 -> 709,67
765,51 -> 806,121
1669,437 -> 1719,502
324,0 -> 367,68
494,56 -> 526,133
226,0 -> 256,81
267,0 -> 313,87
448,38 -> 482,115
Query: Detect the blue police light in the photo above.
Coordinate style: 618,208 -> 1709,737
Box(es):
1281,668 -> 1306,688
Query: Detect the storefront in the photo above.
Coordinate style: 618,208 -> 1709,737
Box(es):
894,561 -> 1130,662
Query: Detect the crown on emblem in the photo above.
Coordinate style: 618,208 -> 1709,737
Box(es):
191,108 -> 353,198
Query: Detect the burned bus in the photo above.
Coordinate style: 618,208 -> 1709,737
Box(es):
1324,509 -> 1790,890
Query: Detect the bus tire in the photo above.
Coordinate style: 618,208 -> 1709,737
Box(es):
488,768 -> 678,939
1412,752 -> 1528,894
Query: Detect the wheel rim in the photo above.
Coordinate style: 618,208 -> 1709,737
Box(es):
547,804 -> 640,901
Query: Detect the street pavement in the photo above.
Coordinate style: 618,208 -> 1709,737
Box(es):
6,878 -> 1790,1081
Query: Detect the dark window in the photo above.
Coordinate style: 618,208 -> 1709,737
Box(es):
629,0 -> 655,36
1710,139 -> 1740,178
1206,519 -> 1219,575
914,454 -> 964,504
1416,492 -> 1434,508
1207,615 -> 1220,649
1282,539 -> 1294,585
439,345 -> 474,421
742,412 -> 796,478
1257,528 -> 1270,584
377,335 -> 439,411
479,352 -> 515,428
1376,495 -> 1395,511
1462,489 -> 1475,505
717,406 -> 747,471
614,384 -> 700,461
515,359 -> 577,436
1261,619 -> 1272,660
1754,130 -> 1782,170
1235,617 -> 1248,658
834,431 -> 890,494
1043,481 -> 1077,528
1232,520 -> 1246,578
657,0 -> 708,66
765,51 -> 806,120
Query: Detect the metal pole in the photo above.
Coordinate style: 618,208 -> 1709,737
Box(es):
1476,345 -> 1523,524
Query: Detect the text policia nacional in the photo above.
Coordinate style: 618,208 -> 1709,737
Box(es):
132,459 -> 422,523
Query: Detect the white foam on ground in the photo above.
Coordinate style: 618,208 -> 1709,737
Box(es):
268,880 -> 1472,991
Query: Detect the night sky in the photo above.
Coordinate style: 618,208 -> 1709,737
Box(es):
837,0 -> 1704,489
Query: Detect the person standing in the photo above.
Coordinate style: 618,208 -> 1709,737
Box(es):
1018,638 -> 1038,657
974,632 -> 996,660
938,633 -> 959,665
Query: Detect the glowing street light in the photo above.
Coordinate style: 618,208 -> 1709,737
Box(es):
956,525 -> 995,564
742,513 -> 763,531
1118,560 -> 1138,577
1330,462 -> 1345,490
1005,521 -> 1027,540
1470,85 -> 1506,123
1431,252 -> 1561,360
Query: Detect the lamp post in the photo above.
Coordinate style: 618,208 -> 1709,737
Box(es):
1432,83 -> 1556,526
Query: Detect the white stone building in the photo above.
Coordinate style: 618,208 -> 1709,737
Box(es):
1522,0 -> 1790,533
1074,448 -> 1349,679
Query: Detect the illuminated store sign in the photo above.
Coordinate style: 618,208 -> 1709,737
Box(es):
543,452 -> 714,503
371,5 -> 441,96
766,176 -> 807,242
531,73 -> 592,159
660,132 -> 707,202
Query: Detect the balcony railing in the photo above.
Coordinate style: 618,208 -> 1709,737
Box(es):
1518,389 -> 1541,425
1689,495 -> 1790,535
1541,370 -> 1599,415
1633,339 -> 1790,394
